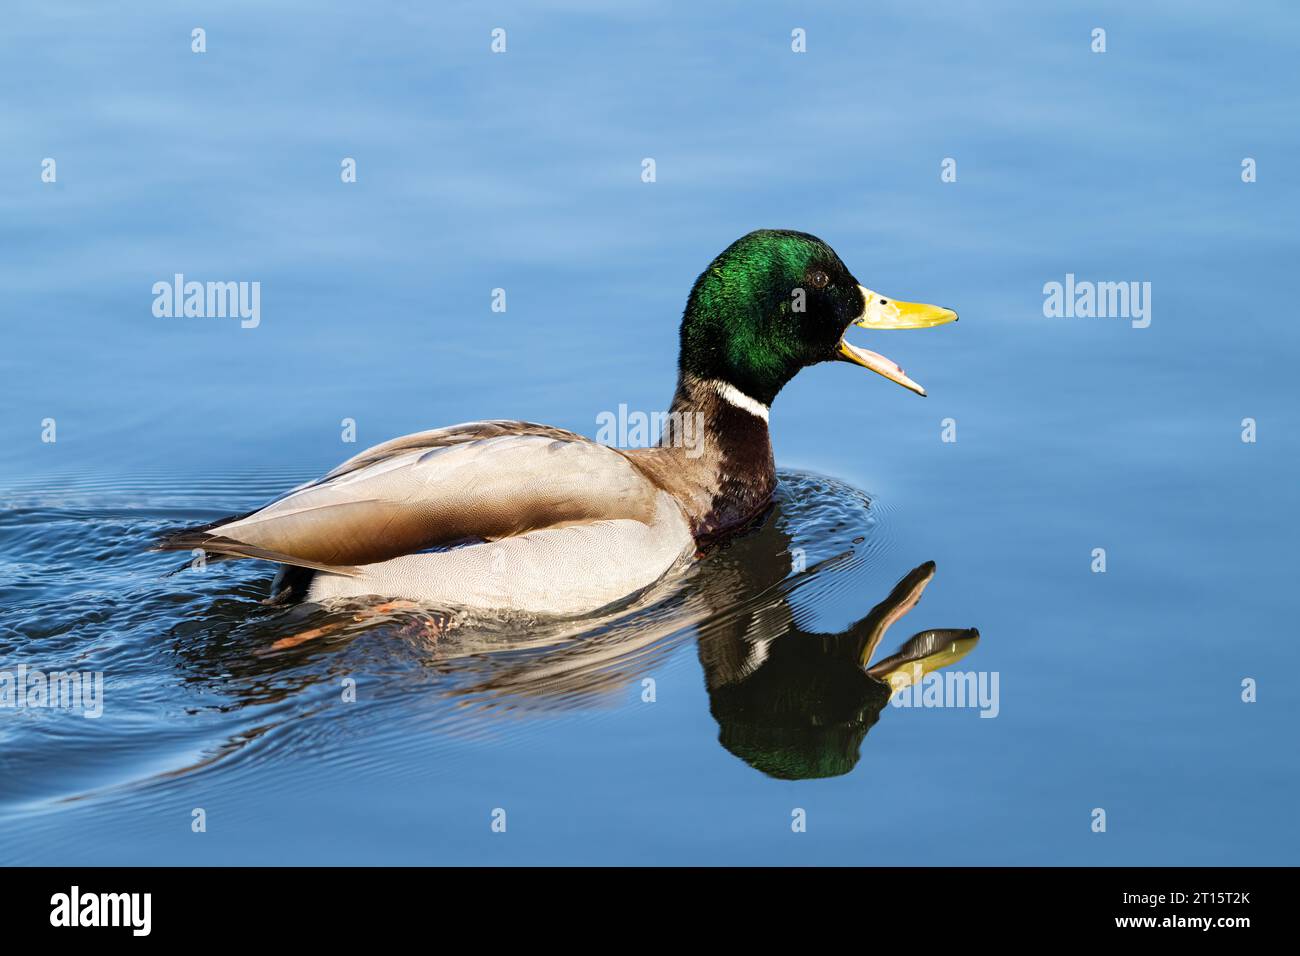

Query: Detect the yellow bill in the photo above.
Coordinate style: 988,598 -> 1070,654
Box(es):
837,285 -> 959,396
866,628 -> 981,692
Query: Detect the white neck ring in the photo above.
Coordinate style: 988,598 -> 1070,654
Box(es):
708,380 -> 770,423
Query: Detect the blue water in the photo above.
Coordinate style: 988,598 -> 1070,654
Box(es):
2,0 -> 1297,864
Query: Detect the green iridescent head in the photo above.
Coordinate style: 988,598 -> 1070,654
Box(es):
678,230 -> 958,406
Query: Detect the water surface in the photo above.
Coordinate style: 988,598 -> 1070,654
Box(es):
2,0 -> 1297,864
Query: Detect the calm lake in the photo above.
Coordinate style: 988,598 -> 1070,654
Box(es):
2,1 -> 1297,864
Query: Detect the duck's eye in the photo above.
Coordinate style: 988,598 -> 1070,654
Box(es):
809,270 -> 829,289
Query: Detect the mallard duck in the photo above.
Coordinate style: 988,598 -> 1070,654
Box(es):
155,230 -> 957,614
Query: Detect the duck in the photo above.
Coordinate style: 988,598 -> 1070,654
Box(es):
155,229 -> 958,615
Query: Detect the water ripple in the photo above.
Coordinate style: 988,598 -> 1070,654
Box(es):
0,469 -> 900,824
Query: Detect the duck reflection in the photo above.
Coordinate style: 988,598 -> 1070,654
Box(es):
702,560 -> 977,779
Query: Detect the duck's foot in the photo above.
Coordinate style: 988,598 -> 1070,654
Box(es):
266,599 -> 441,652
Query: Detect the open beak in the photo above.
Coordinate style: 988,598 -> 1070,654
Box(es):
836,285 -> 958,397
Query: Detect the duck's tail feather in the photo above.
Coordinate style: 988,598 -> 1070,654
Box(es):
152,524 -> 362,577
159,551 -> 241,577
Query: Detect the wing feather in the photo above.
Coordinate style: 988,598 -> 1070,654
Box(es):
154,421 -> 663,571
